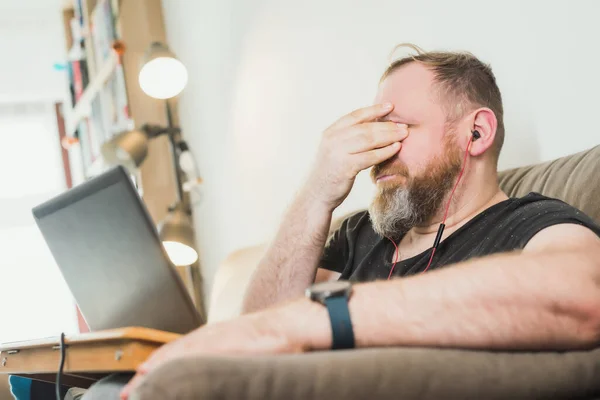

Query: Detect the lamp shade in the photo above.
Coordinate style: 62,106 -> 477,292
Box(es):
101,129 -> 149,170
139,42 -> 188,99
158,204 -> 198,266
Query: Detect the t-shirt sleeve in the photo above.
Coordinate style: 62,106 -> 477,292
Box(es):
320,211 -> 370,273
320,217 -> 351,273
510,196 -> 600,249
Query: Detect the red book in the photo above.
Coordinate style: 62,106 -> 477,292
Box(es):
72,60 -> 84,102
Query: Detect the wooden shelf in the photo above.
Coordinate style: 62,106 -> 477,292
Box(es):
65,51 -> 119,137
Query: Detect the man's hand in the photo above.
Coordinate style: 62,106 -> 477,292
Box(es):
120,300 -> 329,399
305,103 -> 408,210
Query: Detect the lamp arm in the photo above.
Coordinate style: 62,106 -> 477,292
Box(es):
168,133 -> 186,204
163,99 -> 189,210
141,124 -> 181,138
137,123 -> 187,206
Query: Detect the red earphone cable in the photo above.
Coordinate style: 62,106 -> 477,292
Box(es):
386,236 -> 400,280
387,137 -> 474,279
421,247 -> 437,274
441,139 -> 473,225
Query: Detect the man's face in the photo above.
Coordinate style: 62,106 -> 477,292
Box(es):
369,62 -> 463,239
373,62 -> 450,182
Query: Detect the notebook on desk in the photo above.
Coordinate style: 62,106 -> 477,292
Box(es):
32,166 -> 204,334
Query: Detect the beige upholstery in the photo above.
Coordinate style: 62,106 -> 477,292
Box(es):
498,145 -> 600,222
209,145 -> 600,322
209,245 -> 267,322
137,346 -> 600,400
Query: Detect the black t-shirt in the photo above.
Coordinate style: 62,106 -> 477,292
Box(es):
321,193 -> 600,282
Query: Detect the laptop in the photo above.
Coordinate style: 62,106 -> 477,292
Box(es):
32,166 -> 204,334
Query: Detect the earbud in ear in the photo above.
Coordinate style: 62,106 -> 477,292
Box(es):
471,130 -> 481,141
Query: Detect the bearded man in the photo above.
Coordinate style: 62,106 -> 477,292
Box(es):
121,45 -> 600,399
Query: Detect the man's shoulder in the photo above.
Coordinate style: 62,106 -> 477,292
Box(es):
332,209 -> 371,233
488,192 -> 593,225
487,191 -> 600,244
514,192 -> 566,204
510,192 -> 588,215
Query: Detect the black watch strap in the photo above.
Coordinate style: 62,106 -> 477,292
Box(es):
324,296 -> 355,349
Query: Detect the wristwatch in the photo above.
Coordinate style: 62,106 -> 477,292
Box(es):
305,280 -> 354,350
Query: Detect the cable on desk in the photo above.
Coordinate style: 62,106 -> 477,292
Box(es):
56,332 -> 67,400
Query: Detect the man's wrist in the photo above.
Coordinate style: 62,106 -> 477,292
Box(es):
278,297 -> 333,351
297,184 -> 337,215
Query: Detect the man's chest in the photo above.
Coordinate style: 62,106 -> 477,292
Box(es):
394,237 -> 436,263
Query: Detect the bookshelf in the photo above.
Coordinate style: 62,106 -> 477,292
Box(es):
65,51 -> 119,137
60,0 -> 178,224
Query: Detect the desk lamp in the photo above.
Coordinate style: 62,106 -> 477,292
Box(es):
102,42 -> 198,267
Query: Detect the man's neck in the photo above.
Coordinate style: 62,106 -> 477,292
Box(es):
405,180 -> 507,244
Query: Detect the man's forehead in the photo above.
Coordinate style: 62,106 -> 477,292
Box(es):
377,62 -> 436,101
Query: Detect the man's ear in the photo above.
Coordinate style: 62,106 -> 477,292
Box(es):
469,108 -> 497,157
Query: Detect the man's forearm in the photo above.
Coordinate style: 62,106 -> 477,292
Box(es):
287,246 -> 600,351
242,189 -> 333,314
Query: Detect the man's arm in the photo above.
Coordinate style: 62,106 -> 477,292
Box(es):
241,190 -> 334,313
242,104 -> 408,313
288,224 -> 600,351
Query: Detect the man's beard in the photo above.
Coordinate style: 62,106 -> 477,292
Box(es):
369,136 -> 463,241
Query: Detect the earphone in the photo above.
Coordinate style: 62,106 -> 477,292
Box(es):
386,129 -> 480,279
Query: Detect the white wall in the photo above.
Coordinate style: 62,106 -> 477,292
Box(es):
0,2 -> 67,103
162,0 -> 600,305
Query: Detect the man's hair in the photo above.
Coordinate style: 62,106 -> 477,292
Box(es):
381,43 -> 505,162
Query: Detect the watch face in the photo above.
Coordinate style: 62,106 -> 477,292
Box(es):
307,280 -> 352,303
311,281 -> 351,293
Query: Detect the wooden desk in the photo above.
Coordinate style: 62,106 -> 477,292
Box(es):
0,327 -> 179,388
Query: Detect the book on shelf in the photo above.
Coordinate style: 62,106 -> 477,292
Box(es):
73,0 -> 84,27
88,95 -> 106,156
70,59 -> 89,103
69,17 -> 83,54
90,0 -> 116,71
76,119 -> 93,171
67,65 -> 76,109
107,63 -> 133,133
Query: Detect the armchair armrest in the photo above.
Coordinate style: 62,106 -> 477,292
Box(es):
133,346 -> 600,399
